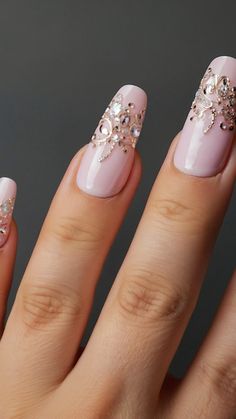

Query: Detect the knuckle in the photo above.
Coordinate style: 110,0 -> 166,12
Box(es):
199,360 -> 236,408
45,215 -> 102,251
150,197 -> 202,233
117,268 -> 188,326
20,283 -> 81,331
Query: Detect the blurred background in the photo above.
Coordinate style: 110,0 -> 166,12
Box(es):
0,0 -> 235,377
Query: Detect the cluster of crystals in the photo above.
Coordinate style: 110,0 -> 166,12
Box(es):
91,93 -> 146,162
190,67 -> 236,133
0,197 -> 15,236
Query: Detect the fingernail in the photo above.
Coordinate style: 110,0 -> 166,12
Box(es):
77,85 -> 147,197
0,177 -> 17,247
174,56 -> 236,176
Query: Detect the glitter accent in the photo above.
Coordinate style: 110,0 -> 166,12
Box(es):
190,67 -> 236,134
0,197 -> 15,236
91,93 -> 146,162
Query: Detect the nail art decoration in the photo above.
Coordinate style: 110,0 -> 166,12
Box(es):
0,197 -> 15,237
190,67 -> 236,134
0,177 -> 16,247
91,93 -> 146,162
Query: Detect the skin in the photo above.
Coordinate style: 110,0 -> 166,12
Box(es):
0,133 -> 236,419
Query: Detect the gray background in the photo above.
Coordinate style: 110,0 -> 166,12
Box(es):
0,0 -> 235,377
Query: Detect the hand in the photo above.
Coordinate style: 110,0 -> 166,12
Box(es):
0,56 -> 236,419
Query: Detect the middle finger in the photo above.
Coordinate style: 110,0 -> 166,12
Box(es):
63,56 -> 236,415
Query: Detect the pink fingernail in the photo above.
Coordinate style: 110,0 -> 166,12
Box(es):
174,56 -> 236,177
0,178 -> 16,248
77,85 -> 147,197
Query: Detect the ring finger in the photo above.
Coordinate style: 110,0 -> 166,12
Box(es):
0,177 -> 17,332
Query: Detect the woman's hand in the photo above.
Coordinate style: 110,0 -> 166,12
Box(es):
1,56 -> 236,419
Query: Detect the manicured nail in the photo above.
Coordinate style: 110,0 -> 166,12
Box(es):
77,85 -> 147,197
174,56 -> 236,176
0,177 -> 16,247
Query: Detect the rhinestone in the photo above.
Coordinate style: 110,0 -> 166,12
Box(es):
110,97 -> 122,116
119,113 -> 130,127
1,200 -> 11,215
0,226 -> 7,235
100,125 -> 109,135
195,90 -> 212,108
111,133 -> 120,142
130,125 -> 141,138
220,122 -> 227,130
204,75 -> 217,94
219,84 -> 229,97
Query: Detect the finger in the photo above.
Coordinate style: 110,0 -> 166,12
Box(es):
0,178 -> 17,331
62,57 -> 236,413
169,269 -> 236,419
0,86 -> 147,401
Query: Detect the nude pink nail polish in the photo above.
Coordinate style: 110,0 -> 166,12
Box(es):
0,178 -> 16,247
174,56 -> 236,177
77,85 -> 147,197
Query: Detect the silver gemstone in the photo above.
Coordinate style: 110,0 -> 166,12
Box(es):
130,125 -> 141,138
109,96 -> 122,116
204,75 -> 217,94
120,113 -> 130,127
99,123 -> 110,136
219,84 -> 228,96
1,201 -> 11,215
220,122 -> 227,130
195,90 -> 212,109
0,226 -> 7,235
111,133 -> 120,143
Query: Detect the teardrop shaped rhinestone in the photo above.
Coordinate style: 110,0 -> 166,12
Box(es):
119,113 -> 130,127
0,226 -> 7,235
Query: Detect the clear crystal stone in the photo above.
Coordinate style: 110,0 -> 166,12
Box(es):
1,201 -> 11,215
195,90 -> 212,109
120,113 -> 130,127
130,125 -> 141,138
219,84 -> 228,97
110,100 -> 122,116
0,226 -> 7,235
204,75 -> 217,94
111,133 -> 120,142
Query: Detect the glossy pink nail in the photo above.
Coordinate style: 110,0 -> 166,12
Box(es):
174,56 -> 236,177
77,85 -> 147,197
0,177 -> 16,247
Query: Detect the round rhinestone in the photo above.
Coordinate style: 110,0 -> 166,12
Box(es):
130,125 -> 141,138
220,122 -> 227,130
1,201 -> 11,215
111,133 -> 120,143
